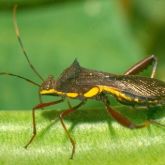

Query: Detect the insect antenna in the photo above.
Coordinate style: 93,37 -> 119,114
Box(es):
13,5 -> 44,82
0,72 -> 40,87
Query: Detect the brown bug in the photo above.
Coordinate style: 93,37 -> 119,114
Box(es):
0,6 -> 165,159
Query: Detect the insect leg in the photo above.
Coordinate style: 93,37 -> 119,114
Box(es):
102,96 -> 149,129
38,90 -> 44,110
59,100 -> 85,159
38,93 -> 43,105
124,55 -> 157,78
106,105 -> 149,129
24,99 -> 64,149
67,99 -> 72,109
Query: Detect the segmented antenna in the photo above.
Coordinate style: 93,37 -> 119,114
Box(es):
0,72 -> 40,87
13,5 -> 44,81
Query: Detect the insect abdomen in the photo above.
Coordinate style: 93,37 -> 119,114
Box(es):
116,91 -> 165,106
107,75 -> 165,106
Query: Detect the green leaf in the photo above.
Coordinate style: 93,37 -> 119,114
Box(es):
0,107 -> 165,165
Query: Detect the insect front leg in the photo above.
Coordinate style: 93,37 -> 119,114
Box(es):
124,55 -> 157,78
38,89 -> 44,109
59,100 -> 85,159
24,99 -> 64,149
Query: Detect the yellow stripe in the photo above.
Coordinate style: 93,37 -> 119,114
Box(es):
40,89 -> 78,98
82,85 -> 132,101
66,92 -> 78,98
40,85 -> 133,101
84,87 -> 100,98
40,89 -> 60,95
98,85 -> 133,102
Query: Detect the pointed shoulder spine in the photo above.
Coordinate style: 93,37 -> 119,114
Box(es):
72,58 -> 80,68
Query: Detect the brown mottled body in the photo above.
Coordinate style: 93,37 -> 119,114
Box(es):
41,59 -> 165,106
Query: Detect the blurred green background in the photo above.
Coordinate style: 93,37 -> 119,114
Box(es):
0,0 -> 165,110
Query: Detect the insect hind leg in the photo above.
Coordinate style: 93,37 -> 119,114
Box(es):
124,55 -> 157,78
101,95 -> 156,129
106,104 -> 150,129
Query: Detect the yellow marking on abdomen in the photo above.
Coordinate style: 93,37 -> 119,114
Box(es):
40,89 -> 61,95
40,89 -> 78,98
98,85 -> 133,102
66,92 -> 78,98
83,87 -> 100,98
40,85 -> 133,101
